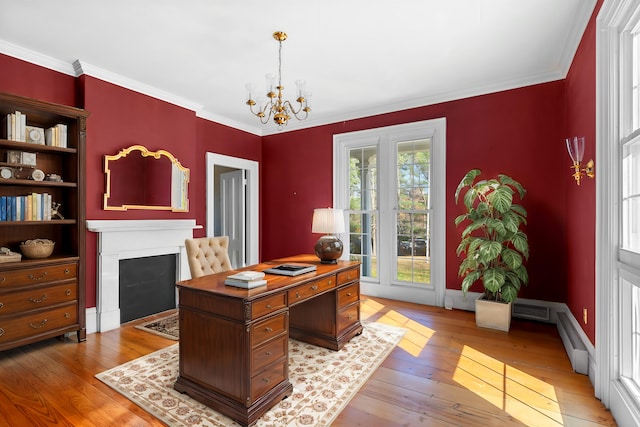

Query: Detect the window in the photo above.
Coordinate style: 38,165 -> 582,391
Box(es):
335,119 -> 445,305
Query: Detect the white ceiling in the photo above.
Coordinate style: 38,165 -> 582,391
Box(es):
0,0 -> 595,136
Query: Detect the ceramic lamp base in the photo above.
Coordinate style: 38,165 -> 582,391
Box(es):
314,235 -> 343,264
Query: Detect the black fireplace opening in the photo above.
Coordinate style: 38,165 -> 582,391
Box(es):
119,254 -> 177,324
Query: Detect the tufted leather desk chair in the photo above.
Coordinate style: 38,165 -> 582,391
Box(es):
185,236 -> 233,278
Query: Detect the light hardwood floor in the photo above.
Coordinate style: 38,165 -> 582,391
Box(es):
0,296 -> 617,426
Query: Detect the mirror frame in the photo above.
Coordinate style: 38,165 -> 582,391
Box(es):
103,144 -> 190,212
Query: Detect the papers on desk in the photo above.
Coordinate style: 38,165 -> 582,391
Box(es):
224,271 -> 267,289
263,263 -> 317,276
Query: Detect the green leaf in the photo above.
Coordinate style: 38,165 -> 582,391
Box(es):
455,169 -> 481,202
514,264 -> 529,284
458,257 -> 477,276
501,210 -> 520,233
454,213 -> 468,226
461,220 -> 486,239
499,174 -> 526,199
482,268 -> 505,293
479,240 -> 502,263
501,247 -> 523,270
463,187 -> 477,211
488,185 -> 513,213
461,270 -> 482,293
512,232 -> 529,258
510,203 -> 528,219
501,284 -> 519,303
485,218 -> 506,236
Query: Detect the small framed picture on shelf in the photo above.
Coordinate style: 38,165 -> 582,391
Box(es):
21,152 -> 36,166
6,150 -> 21,164
25,126 -> 45,144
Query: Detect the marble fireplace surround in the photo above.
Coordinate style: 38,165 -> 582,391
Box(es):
86,219 -> 200,332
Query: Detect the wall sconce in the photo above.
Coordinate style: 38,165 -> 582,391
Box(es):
565,137 -> 595,185
312,208 -> 345,264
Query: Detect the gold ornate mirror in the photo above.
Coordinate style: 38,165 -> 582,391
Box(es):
103,145 -> 189,211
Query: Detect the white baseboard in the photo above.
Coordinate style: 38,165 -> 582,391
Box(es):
86,307 -> 97,334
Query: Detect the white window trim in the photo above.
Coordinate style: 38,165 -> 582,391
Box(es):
597,1 -> 640,425
333,118 -> 446,306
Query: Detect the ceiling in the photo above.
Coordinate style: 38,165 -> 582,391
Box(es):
0,1 -> 595,136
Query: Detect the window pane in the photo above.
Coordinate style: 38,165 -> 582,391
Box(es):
348,146 -> 378,279
623,137 -> 640,253
395,139 -> 431,284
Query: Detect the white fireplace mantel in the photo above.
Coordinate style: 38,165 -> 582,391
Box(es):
86,219 -> 201,332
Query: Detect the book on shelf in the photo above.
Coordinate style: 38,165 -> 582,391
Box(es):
263,263 -> 317,276
0,193 -> 52,222
45,123 -> 68,147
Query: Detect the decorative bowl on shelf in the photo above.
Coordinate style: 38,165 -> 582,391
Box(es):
20,239 -> 55,259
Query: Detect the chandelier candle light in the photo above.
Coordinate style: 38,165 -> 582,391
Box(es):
565,136 -> 595,185
245,31 -> 311,129
312,208 -> 345,264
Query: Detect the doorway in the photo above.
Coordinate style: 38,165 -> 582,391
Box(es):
206,153 -> 259,267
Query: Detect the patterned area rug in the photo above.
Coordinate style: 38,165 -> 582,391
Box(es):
134,312 -> 179,340
96,322 -> 405,426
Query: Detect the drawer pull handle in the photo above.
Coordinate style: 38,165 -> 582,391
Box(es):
65,289 -> 71,296
64,268 -> 70,274
0,328 -> 3,336
265,351 -> 272,356
348,314 -> 354,319
65,313 -> 71,319
265,327 -> 273,332
295,292 -> 300,299
347,292 -> 352,296
266,304 -> 272,309
0,302 -> 3,309
262,378 -> 271,383
28,272 -> 48,281
0,276 -> 5,283
311,285 -> 318,291
29,294 -> 48,304
29,319 -> 48,329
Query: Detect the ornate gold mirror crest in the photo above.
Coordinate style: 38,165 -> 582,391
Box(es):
103,145 -> 189,212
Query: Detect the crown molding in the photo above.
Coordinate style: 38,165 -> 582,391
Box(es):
0,39 -> 76,76
73,60 -> 202,113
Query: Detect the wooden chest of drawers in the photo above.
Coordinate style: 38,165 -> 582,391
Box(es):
0,259 -> 83,351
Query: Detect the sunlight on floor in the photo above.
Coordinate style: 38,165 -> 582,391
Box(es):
453,345 -> 564,426
361,298 -> 433,357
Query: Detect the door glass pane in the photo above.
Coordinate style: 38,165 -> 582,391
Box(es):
623,137 -> 640,253
396,139 -> 431,284
348,146 -> 378,279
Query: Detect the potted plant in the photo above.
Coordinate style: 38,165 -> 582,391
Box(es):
454,169 -> 529,331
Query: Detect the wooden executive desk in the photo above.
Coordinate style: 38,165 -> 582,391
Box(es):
173,254 -> 362,426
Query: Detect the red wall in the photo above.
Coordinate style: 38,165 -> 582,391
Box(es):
563,1 -> 602,343
262,82 -> 567,303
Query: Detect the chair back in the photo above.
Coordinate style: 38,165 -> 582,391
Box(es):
185,236 -> 232,278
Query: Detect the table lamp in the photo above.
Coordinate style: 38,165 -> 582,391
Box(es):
312,208 -> 345,264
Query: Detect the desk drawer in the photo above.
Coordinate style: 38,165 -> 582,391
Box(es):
337,267 -> 359,285
288,276 -> 335,304
251,293 -> 286,320
337,282 -> 359,309
252,334 -> 287,374
251,361 -> 287,404
337,302 -> 360,334
0,282 -> 77,315
0,303 -> 78,344
251,313 -> 287,348
0,262 -> 77,289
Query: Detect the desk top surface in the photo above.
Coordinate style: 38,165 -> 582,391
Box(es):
176,254 -> 360,301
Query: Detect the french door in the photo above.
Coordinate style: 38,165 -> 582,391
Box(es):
334,119 -> 446,306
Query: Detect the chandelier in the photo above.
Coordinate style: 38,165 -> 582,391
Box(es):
245,31 -> 310,128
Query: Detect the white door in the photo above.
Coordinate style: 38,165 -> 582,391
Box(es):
220,169 -> 246,268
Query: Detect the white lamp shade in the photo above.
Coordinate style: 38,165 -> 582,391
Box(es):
312,208 -> 345,234
565,136 -> 585,163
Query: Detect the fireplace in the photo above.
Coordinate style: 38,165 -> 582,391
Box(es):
86,219 -> 199,332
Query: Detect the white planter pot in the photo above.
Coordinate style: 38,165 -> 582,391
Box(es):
475,297 -> 512,332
